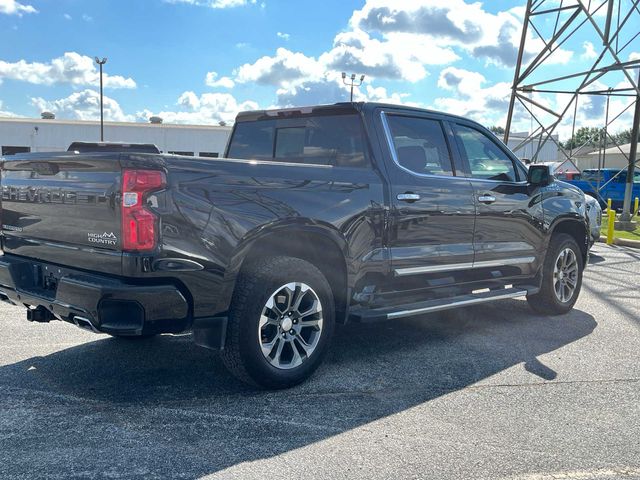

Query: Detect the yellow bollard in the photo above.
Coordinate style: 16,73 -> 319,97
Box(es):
635,197 -> 639,217
607,198 -> 612,214
606,209 -> 615,245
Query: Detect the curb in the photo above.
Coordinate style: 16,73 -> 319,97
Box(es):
597,235 -> 640,248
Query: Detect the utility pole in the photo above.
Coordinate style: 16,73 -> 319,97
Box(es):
504,0 -> 531,145
342,72 -> 365,102
618,70 -> 640,229
94,57 -> 108,141
503,1 -> 640,172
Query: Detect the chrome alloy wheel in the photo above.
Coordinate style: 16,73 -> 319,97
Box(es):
553,247 -> 578,303
258,282 -> 323,370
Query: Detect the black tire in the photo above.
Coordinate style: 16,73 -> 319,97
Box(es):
221,256 -> 335,389
527,233 -> 583,315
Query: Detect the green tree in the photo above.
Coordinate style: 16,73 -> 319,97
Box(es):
489,125 -> 505,136
561,126 -> 603,149
612,128 -> 640,146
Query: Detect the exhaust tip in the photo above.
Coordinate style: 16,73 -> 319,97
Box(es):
73,315 -> 99,333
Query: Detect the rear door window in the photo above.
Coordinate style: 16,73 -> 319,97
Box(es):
227,114 -> 369,167
384,115 -> 454,176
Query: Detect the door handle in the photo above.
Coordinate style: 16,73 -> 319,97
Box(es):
478,195 -> 496,204
397,192 -> 421,202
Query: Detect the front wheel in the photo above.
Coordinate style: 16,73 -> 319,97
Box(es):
221,256 -> 335,389
527,233 -> 584,315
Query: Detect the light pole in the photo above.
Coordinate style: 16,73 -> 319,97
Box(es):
341,72 -> 365,102
94,57 -> 107,141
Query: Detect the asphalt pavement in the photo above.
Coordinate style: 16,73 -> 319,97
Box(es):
1,243 -> 639,480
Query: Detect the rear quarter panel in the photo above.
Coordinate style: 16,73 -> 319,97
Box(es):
154,155 -> 386,317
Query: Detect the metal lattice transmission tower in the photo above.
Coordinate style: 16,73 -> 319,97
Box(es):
504,0 -> 640,219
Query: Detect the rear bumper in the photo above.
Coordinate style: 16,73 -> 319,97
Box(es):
0,254 -> 190,336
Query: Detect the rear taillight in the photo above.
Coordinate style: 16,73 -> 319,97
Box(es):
121,169 -> 166,252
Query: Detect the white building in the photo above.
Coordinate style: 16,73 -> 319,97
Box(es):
573,143 -> 638,171
0,116 -> 232,157
506,132 -> 560,163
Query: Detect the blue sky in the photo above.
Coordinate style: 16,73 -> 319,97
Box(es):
0,0 -> 638,138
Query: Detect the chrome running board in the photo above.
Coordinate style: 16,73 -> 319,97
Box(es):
350,287 -> 533,323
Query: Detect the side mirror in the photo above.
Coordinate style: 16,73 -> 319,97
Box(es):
527,164 -> 552,187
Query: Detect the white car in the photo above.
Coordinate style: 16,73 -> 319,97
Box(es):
585,195 -> 603,247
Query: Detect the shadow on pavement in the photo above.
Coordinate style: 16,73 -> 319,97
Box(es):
0,299 -> 597,478
588,252 -> 606,265
584,245 -> 639,325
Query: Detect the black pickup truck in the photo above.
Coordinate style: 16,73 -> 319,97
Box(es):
0,102 -> 588,388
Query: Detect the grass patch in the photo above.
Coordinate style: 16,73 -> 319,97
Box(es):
601,213 -> 640,241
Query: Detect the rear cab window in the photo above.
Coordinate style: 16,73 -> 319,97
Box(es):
227,113 -> 369,168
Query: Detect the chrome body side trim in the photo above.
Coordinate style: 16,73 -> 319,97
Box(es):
394,256 -> 536,276
395,262 -> 474,276
473,256 -> 536,269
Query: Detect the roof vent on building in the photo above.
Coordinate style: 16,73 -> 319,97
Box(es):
149,116 -> 163,124
41,111 -> 55,120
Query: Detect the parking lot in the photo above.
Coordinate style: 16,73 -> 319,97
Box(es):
0,243 -> 638,480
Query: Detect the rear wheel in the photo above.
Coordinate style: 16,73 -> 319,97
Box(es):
221,256 -> 335,389
527,233 -> 583,315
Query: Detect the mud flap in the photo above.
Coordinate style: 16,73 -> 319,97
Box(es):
192,316 -> 228,350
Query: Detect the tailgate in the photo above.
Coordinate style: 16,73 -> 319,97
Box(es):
1,153 -> 123,275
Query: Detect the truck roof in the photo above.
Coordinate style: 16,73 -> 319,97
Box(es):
235,102 -> 473,124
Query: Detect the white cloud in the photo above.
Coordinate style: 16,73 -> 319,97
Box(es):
581,41 -> 598,60
0,52 -> 136,89
138,91 -> 259,125
235,28 -> 458,90
82,14 -> 93,22
437,66 -> 485,93
351,0 -> 484,42
362,85 -> 417,106
0,0 -> 37,15
163,0 -> 257,8
0,100 -> 21,117
31,89 -> 135,122
434,67 -> 513,127
235,47 -> 324,87
277,32 -> 290,41
276,77 -> 348,107
275,71 -> 415,108
322,29 -> 457,82
63,13 -> 72,20
205,71 -> 235,88
350,0 -> 572,69
434,70 -> 636,141
232,0 -> 577,98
